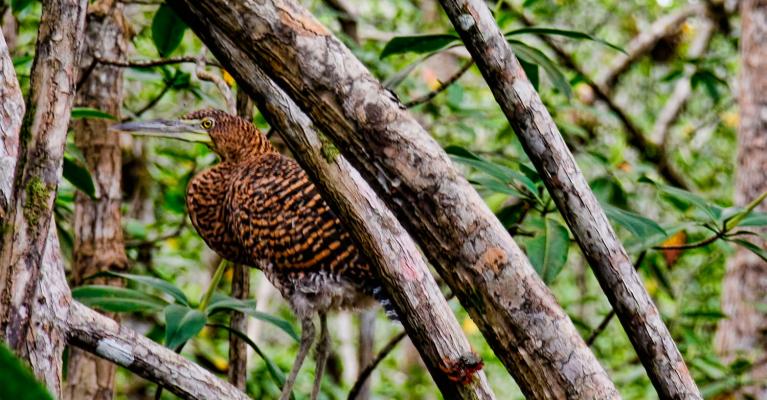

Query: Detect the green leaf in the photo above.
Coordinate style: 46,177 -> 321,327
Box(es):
70,107 -> 117,121
151,4 -> 187,58
508,40 -> 572,98
164,304 -> 206,349
62,155 -> 96,199
640,177 -> 720,222
526,217 -> 570,283
445,145 -> 539,199
518,57 -> 539,90
72,285 -> 168,312
691,69 -> 727,103
729,238 -> 767,262
602,203 -> 666,238
0,342 -> 53,400
738,211 -> 767,227
470,176 -> 524,197
204,292 -> 257,315
724,190 -> 767,230
10,0 -> 34,14
209,324 -> 288,395
682,309 -> 727,321
98,271 -> 190,306
380,34 -> 459,59
505,27 -> 625,54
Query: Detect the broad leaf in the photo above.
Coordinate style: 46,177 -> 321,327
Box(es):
640,177 -> 720,222
526,217 -> 570,283
62,155 -> 96,199
0,342 -> 53,400
518,57 -> 539,90
164,304 -> 206,349
70,107 -> 117,120
737,211 -> 767,227
380,34 -> 459,59
445,145 -> 539,199
99,271 -> 190,306
205,293 -> 299,342
151,5 -> 187,57
72,285 -> 168,312
602,203 -> 666,238
505,27 -> 625,53
508,40 -> 572,98
10,0 -> 34,14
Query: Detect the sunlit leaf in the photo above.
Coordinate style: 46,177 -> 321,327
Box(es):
73,285 -> 168,312
151,4 -> 187,57
380,34 -> 460,59
526,217 -> 570,283
164,304 -> 206,349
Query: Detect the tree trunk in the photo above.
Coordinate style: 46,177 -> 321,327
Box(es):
65,1 -> 129,399
437,0 -> 699,398
167,0 -> 618,397
0,0 -> 87,360
715,0 -> 767,397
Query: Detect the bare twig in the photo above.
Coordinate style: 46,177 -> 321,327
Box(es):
347,330 -> 407,400
195,50 -> 235,113
405,60 -> 474,108
597,3 -> 707,91
95,55 -> 220,68
511,7 -> 691,190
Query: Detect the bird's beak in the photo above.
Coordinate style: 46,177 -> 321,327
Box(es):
109,119 -> 212,145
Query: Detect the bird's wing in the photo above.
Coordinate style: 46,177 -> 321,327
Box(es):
226,153 -> 370,278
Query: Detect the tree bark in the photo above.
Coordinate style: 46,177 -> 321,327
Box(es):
167,0 -> 618,397
65,2 -> 130,399
0,0 -> 87,358
715,0 -> 767,397
437,0 -> 699,398
167,12 -> 496,398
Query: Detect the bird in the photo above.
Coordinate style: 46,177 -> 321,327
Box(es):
112,109 -> 396,400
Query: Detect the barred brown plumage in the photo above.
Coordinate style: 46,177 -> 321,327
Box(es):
111,108 -> 395,400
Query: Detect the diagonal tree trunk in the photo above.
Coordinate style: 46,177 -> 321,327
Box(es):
65,1 -> 130,399
167,0 -> 618,397
715,0 -> 767,397
436,0 -> 699,398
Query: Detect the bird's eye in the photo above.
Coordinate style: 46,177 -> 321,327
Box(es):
201,118 -> 215,130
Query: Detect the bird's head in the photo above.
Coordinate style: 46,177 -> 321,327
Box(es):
110,108 -> 273,162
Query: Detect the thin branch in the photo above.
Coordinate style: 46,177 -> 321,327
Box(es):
347,330 -> 407,400
405,60 -> 474,108
66,302 -> 250,400
195,50 -> 235,113
511,7 -> 691,190
585,251 -> 646,346
94,55 -> 220,68
124,217 -> 187,248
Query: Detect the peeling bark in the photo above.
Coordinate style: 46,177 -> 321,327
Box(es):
438,0 -> 699,398
65,1 -> 130,399
167,0 -> 617,397
0,0 -> 88,359
715,0 -> 767,397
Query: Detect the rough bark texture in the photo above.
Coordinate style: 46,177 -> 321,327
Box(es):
0,30 -> 70,397
66,302 -> 250,400
167,13 -> 495,398
168,0 -> 618,397
438,0 -> 699,398
715,0 -> 767,397
65,2 -> 130,399
0,0 -> 87,357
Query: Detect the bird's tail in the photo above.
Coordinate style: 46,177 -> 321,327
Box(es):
371,286 -> 399,321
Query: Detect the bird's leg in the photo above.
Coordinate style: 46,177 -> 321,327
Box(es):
279,315 -> 316,400
311,312 -> 330,400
